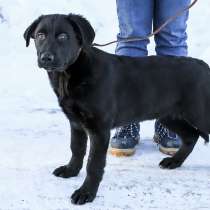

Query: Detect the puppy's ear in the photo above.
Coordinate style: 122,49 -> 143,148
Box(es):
23,16 -> 43,47
67,14 -> 95,46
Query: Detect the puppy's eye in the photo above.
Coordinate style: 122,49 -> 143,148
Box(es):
57,33 -> 68,41
36,33 -> 46,40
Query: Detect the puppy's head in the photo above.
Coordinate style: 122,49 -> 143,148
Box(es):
24,14 -> 95,72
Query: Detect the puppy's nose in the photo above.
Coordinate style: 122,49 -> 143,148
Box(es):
40,52 -> 54,64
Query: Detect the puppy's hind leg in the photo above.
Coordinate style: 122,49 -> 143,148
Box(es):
53,121 -> 88,178
158,117 -> 199,169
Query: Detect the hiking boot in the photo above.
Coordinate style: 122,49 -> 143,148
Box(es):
110,123 -> 140,157
154,120 -> 182,156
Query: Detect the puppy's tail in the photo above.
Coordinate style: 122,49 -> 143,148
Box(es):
198,130 -> 209,144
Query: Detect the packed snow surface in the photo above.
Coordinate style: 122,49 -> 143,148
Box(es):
0,0 -> 210,209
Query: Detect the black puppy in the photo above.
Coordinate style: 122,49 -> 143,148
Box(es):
24,14 -> 210,205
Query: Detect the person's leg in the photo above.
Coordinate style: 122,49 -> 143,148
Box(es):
111,0 -> 154,156
115,0 -> 154,57
153,0 -> 191,155
154,0 -> 190,56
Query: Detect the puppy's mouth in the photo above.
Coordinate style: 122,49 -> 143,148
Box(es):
39,63 -> 68,72
44,66 -> 64,72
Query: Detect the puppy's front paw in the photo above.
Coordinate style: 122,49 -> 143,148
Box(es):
159,157 -> 183,169
71,187 -> 96,205
53,165 -> 79,178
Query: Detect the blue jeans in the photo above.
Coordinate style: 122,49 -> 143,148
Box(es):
116,0 -> 190,57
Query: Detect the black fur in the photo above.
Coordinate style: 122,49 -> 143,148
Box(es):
24,14 -> 210,205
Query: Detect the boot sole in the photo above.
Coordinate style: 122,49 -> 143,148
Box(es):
159,145 -> 178,156
153,134 -> 178,156
109,148 -> 135,157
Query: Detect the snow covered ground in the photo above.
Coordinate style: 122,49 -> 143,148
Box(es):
0,0 -> 210,209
